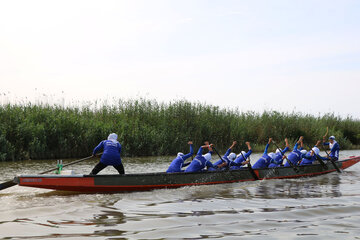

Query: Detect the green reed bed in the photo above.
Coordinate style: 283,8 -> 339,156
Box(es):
0,99 -> 359,161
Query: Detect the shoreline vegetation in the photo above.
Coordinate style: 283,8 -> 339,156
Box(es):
0,99 -> 359,161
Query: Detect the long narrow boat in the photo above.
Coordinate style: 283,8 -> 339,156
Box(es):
14,156 -> 360,193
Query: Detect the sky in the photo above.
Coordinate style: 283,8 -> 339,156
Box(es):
0,0 -> 360,118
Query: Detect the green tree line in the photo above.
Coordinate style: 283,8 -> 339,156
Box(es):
0,99 -> 359,161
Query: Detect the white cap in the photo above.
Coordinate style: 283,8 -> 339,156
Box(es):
312,147 -> 320,155
177,152 -> 184,157
228,152 -> 236,161
300,149 -> 307,155
268,152 -> 276,159
203,153 -> 212,161
108,133 -> 118,141
329,136 -> 335,140
276,148 -> 282,154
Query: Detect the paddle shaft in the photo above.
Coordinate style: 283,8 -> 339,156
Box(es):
272,141 -> 299,172
39,155 -> 95,174
0,154 -> 97,191
305,144 -> 328,169
212,146 -> 226,163
239,151 -> 259,180
321,145 -> 341,173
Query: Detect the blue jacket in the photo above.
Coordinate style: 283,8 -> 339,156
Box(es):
185,147 -> 214,172
284,143 -> 303,167
299,152 -> 316,165
93,140 -> 122,166
323,141 -> 340,160
268,147 -> 289,168
213,148 -> 231,167
253,144 -> 272,169
166,144 -> 194,173
230,150 -> 253,170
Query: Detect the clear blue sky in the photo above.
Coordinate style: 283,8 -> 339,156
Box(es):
1,0 -> 359,118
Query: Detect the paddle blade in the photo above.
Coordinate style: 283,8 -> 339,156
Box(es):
0,180 -> 17,191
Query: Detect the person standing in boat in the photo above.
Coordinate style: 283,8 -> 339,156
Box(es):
284,136 -> 307,167
166,141 -> 194,173
323,135 -> 340,161
252,138 -> 274,169
90,133 -> 124,175
230,141 -> 253,170
268,138 -> 290,168
185,143 -> 224,172
212,141 -> 237,170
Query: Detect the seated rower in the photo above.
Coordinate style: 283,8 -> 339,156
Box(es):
212,141 -> 237,169
323,135 -> 340,161
300,141 -> 328,165
230,142 -> 252,170
185,144 -> 223,172
253,138 -> 274,169
284,136 -> 307,167
166,141 -> 194,173
268,138 -> 290,168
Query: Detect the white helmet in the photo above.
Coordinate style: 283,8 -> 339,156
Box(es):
276,148 -> 282,154
203,153 -> 212,161
312,147 -> 320,155
300,149 -> 307,155
268,152 -> 276,159
177,152 -> 184,157
228,152 -> 236,161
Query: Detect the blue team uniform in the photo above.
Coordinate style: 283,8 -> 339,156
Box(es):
213,148 -> 232,168
230,150 -> 253,170
323,141 -> 340,160
253,144 -> 272,169
166,145 -> 194,173
268,147 -> 290,168
299,151 -> 328,165
185,147 -> 214,172
93,140 -> 122,166
284,143 -> 303,167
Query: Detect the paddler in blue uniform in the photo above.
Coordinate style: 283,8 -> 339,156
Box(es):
299,141 -> 329,165
166,141 -> 194,173
323,136 -> 340,160
90,133 -> 124,175
284,136 -> 307,167
230,141 -> 253,169
212,141 -> 237,169
253,138 -> 274,169
185,143 -> 224,172
268,138 -> 290,168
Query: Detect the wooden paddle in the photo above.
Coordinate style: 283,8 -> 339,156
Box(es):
321,145 -> 341,173
272,140 -> 299,173
305,143 -> 328,169
239,151 -> 259,180
0,155 -> 95,191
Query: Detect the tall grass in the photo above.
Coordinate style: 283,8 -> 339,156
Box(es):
0,99 -> 359,161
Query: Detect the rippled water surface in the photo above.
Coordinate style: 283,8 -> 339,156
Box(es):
1,150 -> 360,239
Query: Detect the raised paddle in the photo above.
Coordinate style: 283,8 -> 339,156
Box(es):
0,155 -> 96,191
239,151 -> 259,180
272,140 -> 299,173
305,143 -> 328,170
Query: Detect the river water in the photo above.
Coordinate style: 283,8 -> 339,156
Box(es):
1,150 -> 360,239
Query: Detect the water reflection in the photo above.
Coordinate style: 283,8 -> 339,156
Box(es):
254,174 -> 341,199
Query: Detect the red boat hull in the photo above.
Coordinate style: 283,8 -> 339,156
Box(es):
15,157 -> 360,193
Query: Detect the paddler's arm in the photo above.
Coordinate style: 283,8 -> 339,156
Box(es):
182,141 -> 194,160
92,141 -> 105,156
282,138 -> 290,155
264,138 -> 272,155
